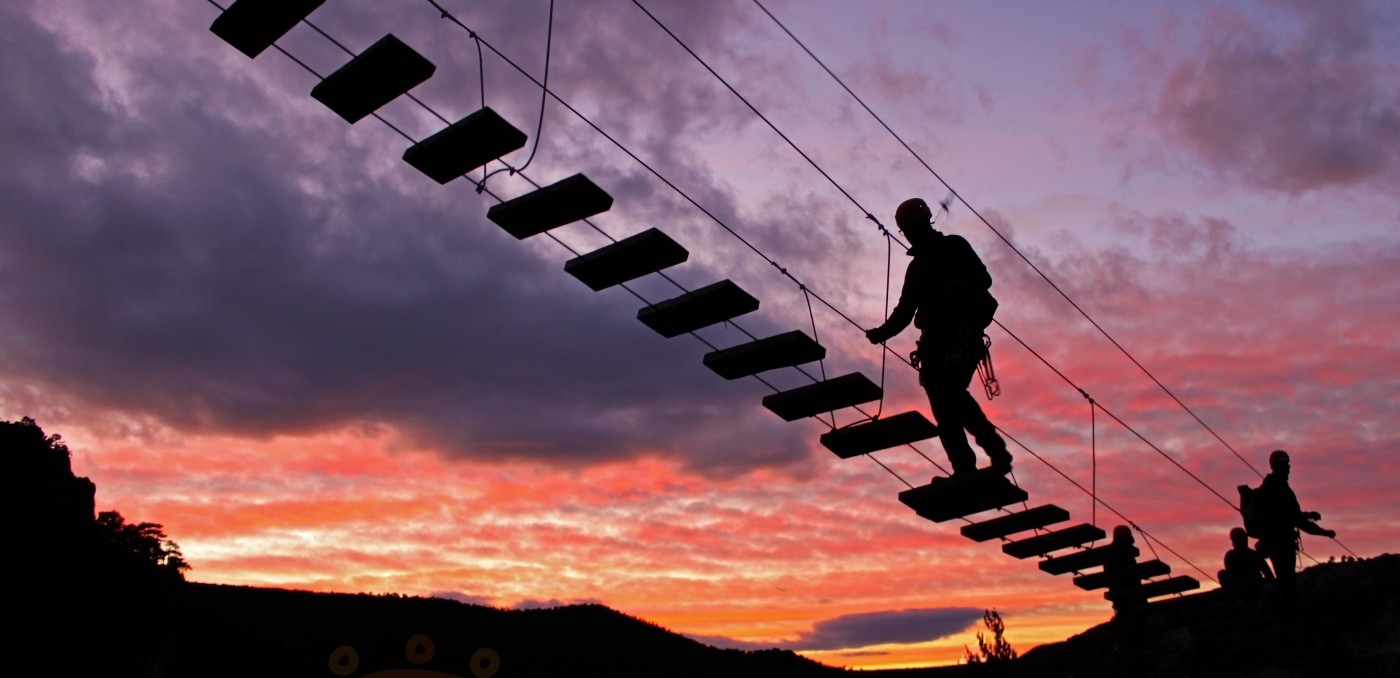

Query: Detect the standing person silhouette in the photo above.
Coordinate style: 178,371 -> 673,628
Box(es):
1254,450 -> 1335,603
865,198 -> 1010,476
1103,526 -> 1146,615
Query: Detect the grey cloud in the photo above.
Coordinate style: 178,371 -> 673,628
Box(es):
0,0 -> 827,473
1154,0 -> 1400,193
689,606 -> 981,652
788,606 -> 981,651
842,54 -> 965,125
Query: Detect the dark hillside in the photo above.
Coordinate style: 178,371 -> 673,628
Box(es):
162,583 -> 844,677
13,415 -> 1392,677
1014,553 -> 1400,678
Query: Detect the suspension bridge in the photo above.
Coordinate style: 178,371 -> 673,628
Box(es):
202,0 -> 1355,617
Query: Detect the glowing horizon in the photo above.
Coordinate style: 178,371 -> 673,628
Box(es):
3,0 -> 1398,669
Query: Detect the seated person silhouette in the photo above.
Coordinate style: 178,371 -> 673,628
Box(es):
1219,527 -> 1276,613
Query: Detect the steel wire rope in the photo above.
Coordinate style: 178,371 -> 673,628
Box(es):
489,170 -> 932,476
417,2 -> 968,491
271,10 -> 1176,549
630,0 -> 1254,540
750,0 -> 1264,481
214,0 -> 1215,564
629,0 -> 908,247
219,1 -> 926,461
514,0 -> 553,174
479,0 -> 554,187
424,0 -> 917,379
496,170 -> 864,429
874,231 -> 893,418
626,0 -> 1247,516
802,288 -> 827,382
992,319 -> 1238,511
440,131 -> 933,487
250,4 -> 1285,573
996,426 -> 1217,584
205,0 -> 850,434
417,1 -> 1253,510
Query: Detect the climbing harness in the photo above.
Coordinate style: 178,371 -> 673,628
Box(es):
976,334 -> 999,400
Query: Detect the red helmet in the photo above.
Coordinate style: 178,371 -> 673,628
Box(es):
895,198 -> 933,227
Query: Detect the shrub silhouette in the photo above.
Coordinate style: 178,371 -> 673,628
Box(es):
964,608 -> 1017,664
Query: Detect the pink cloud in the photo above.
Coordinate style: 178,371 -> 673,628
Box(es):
1153,1 -> 1400,193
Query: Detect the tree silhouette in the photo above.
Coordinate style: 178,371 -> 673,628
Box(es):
97,510 -> 191,573
964,609 -> 1017,664
4,415 -> 189,579
5,416 -> 191,674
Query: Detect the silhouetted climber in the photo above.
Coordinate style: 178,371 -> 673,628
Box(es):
1220,526 -> 1276,612
1243,450 -> 1335,602
1103,525 -> 1145,615
866,198 -> 1010,476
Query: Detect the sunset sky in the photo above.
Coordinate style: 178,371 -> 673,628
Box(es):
3,0 -> 1398,669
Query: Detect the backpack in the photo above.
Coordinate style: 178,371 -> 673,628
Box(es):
1238,484 -> 1266,538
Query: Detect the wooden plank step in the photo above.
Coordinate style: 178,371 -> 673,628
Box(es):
704,331 -> 825,380
487,174 -> 614,240
761,373 -> 880,422
819,411 -> 937,459
311,35 -> 436,124
1039,543 -> 1139,575
565,228 -> 688,291
1003,524 -> 1106,559
1104,575 -> 1199,602
402,107 -> 527,184
637,280 -> 759,338
1073,560 -> 1171,590
898,473 -> 1028,523
210,0 -> 324,58
961,505 -> 1070,543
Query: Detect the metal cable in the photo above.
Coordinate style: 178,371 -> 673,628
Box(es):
424,0 -> 914,378
875,231 -> 892,418
226,0 -> 1286,574
749,0 -> 1264,481
630,0 -> 907,247
225,0 -> 1250,535
513,0 -> 554,174
997,427 -> 1218,584
993,320 -> 1238,511
207,0 -> 1263,585
628,0 -> 1255,517
416,1 -> 1271,526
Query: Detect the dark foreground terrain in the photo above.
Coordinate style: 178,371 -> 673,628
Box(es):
8,416 -> 1397,677
160,583 -> 845,677
34,557 -> 1400,678
1010,553 -> 1400,678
